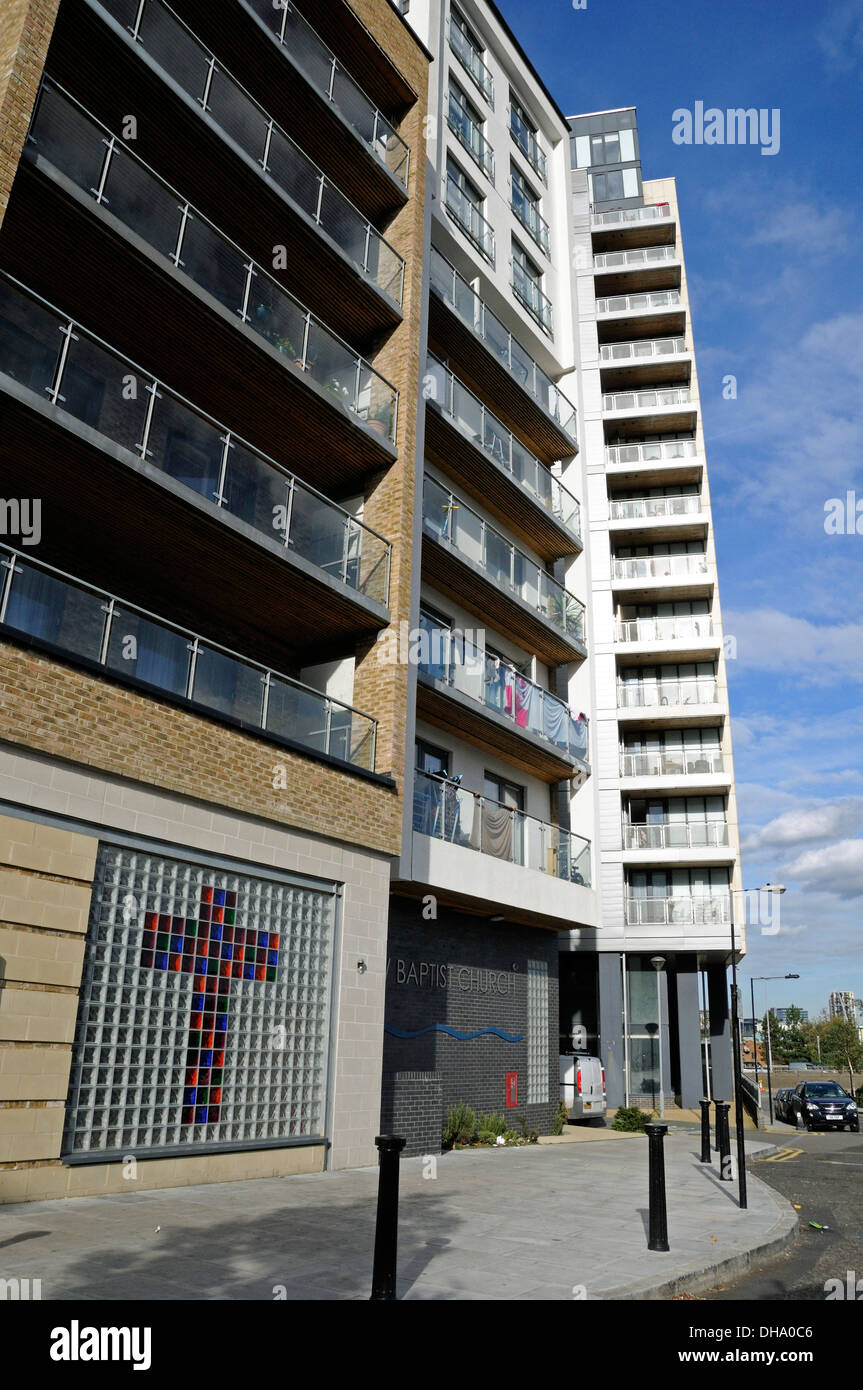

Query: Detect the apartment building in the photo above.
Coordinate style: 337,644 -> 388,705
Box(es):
388,0 -> 597,1147
0,0 -> 428,1199
566,107 -> 742,1110
829,992 -> 857,1025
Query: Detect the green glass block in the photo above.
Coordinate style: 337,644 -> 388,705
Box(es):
156,933 -> 169,950
224,909 -> 236,925
267,967 -> 277,983
186,919 -> 197,935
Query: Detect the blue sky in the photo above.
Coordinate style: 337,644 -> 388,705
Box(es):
498,0 -> 863,1019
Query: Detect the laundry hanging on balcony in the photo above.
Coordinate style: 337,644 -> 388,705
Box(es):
515,676 -> 543,731
482,805 -> 513,861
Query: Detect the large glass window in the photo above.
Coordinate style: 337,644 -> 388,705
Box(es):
62,846 -> 335,1157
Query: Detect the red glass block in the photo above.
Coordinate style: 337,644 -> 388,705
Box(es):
201,886 -> 214,904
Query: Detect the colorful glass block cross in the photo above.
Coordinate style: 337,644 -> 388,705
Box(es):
139,886 -> 280,1125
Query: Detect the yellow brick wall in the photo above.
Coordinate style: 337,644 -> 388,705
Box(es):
0,0 -> 60,228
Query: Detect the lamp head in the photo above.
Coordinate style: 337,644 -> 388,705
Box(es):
650,955 -> 666,971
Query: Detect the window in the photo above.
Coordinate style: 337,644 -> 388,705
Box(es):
573,128 -> 636,167
512,240 -> 552,334
511,166 -> 549,255
445,157 -> 494,262
510,94 -> 546,183
590,168 -> 639,202
448,82 -> 493,180
449,6 -> 493,104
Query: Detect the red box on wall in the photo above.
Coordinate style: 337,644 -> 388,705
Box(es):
505,1072 -> 518,1108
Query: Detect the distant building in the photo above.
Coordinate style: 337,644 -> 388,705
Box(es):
829,992 -> 856,1025
770,1007 -> 808,1025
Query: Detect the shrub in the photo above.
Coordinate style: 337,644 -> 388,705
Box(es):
611,1105 -> 655,1132
477,1112 -> 507,1138
443,1102 -> 476,1148
476,1129 -> 498,1145
553,1101 -> 569,1136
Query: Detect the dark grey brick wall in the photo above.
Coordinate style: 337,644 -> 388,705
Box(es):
380,1071 -> 442,1157
382,900 -> 559,1150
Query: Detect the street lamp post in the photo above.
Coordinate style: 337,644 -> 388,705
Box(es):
750,970 -> 799,1125
651,955 -> 666,1120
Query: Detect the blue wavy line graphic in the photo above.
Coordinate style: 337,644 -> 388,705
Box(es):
385,1023 -> 524,1042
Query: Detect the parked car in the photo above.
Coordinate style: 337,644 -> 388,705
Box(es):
774,1087 -> 791,1123
559,1053 -> 607,1121
788,1081 -> 859,1132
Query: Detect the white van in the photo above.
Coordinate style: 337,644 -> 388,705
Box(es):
559,1053 -> 607,1120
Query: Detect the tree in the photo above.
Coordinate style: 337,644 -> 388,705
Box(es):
778,1004 -> 815,1062
820,1019 -> 863,1094
762,1011 -> 789,1064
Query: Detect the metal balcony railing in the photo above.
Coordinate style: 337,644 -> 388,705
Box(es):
444,174 -> 495,264
422,477 -> 586,647
600,336 -> 687,362
414,771 -> 591,885
512,182 -> 550,256
240,0 -> 410,186
612,554 -> 709,581
417,614 -> 589,764
594,246 -> 677,270
620,749 -> 725,778
606,439 -> 697,465
617,678 -> 718,708
596,290 -> 682,314
0,274 -> 392,605
616,615 -> 716,643
609,495 -> 701,520
512,259 -> 553,334
510,107 -> 546,183
425,355 -> 581,541
28,83 -> 398,444
0,545 -> 378,770
94,0 -> 405,304
623,821 -> 729,850
625,896 -> 732,926
592,203 -> 672,226
429,248 -> 576,441
448,19 -> 494,104
447,91 -> 495,180
603,387 -> 692,412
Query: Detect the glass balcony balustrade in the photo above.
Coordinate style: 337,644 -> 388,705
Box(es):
429,248 -> 576,441
603,387 -> 692,412
417,613 -> 589,763
616,615 -> 715,643
596,290 -> 682,314
0,546 -> 377,769
617,678 -> 718,708
594,246 -> 677,270
422,477 -> 586,646
240,0 -> 409,185
612,554 -> 709,581
609,495 -> 700,520
625,895 -> 732,926
0,274 -> 391,605
623,820 -> 729,850
620,748 -> 725,778
510,109 -> 547,184
413,770 -> 591,885
606,438 -> 697,465
95,0 -> 405,303
28,83 -> 398,443
600,337 -> 686,362
511,182 -> 550,256
444,175 -> 495,263
592,203 -> 672,226
424,355 -> 581,540
512,258 -> 553,334
447,91 -> 494,180
448,20 -> 494,103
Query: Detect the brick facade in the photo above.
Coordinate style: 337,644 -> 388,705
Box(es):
380,1070 -> 442,1158
0,0 -> 59,228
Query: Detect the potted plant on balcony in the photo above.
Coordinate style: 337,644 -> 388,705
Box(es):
366,403 -> 392,437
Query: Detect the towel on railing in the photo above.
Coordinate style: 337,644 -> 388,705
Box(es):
482,805 -> 513,860
569,714 -> 588,758
542,695 -> 568,747
515,677 -> 543,731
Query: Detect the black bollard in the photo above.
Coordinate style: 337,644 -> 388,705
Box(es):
700,1098 -> 711,1163
715,1100 -> 732,1181
645,1122 -> 670,1252
369,1134 -> 406,1301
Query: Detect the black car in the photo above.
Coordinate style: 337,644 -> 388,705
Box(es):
789,1081 -> 859,1132
774,1087 -> 791,1123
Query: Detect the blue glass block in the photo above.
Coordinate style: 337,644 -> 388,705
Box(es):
214,890 -> 226,906
203,1050 -> 213,1067
194,993 -> 205,1010
259,933 -> 269,948
157,952 -> 169,970
268,950 -> 278,966
222,944 -> 233,960
185,1088 -> 197,1105
197,1106 -> 208,1123
171,935 -> 183,952
244,964 -> 255,980
211,925 -> 223,941
217,1014 -> 228,1032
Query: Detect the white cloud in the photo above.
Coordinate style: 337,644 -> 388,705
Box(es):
745,801 -> 863,851
724,608 -> 863,683
818,0 -> 863,71
785,838 -> 863,899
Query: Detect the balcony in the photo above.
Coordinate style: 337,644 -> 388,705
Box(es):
593,204 -> 672,228
447,92 -> 495,181
623,821 -> 729,851
618,678 -> 719,710
616,616 -> 718,650
594,246 -> 677,271
414,771 -> 590,885
239,0 -> 410,189
0,546 -> 378,772
591,203 -> 675,254
428,247 -> 576,458
0,273 -> 392,654
603,387 -> 691,413
512,260 -> 553,336
625,896 -> 731,927
449,19 -> 494,105
416,615 -> 589,782
607,439 -> 698,466
422,476 -> 587,665
25,83 -> 398,466
82,0 -> 406,316
612,554 -> 710,587
610,495 -> 700,521
512,185 -> 550,257
620,749 -> 725,779
424,355 -> 581,557
600,337 -> 687,363
597,290 -> 682,315
510,108 -> 546,184
603,386 -> 696,434
593,246 -> 681,295
444,175 -> 495,264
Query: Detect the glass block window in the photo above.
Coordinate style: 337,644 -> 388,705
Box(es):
526,958 -> 549,1104
63,845 -> 335,1158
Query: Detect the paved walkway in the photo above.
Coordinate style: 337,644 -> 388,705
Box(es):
0,1132 -> 796,1300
